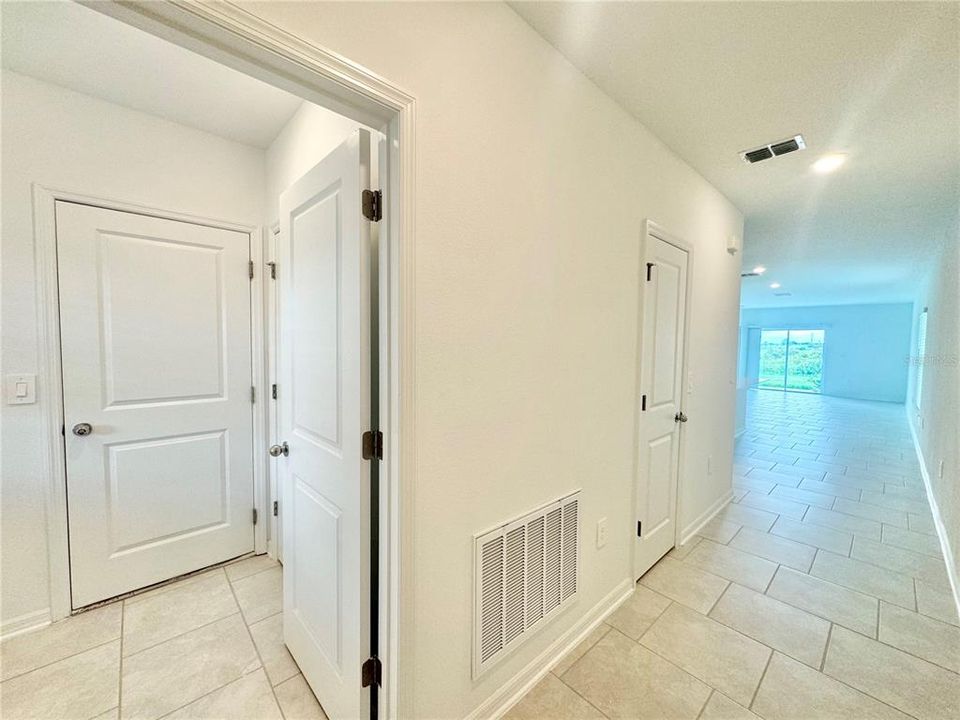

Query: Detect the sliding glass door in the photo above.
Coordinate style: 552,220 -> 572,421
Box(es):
757,329 -> 825,392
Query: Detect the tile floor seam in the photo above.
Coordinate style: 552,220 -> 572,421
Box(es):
120,611 -> 244,661
226,563 -> 282,586
553,668 -> 613,719
626,627 -> 729,700
148,665 -> 266,720
843,622 -> 960,677
745,648 -> 773,711
225,564 -> 288,719
818,623 -> 834,671
693,689 -> 714,720
0,635 -> 120,684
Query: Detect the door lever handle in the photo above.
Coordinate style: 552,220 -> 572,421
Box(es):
674,412 -> 688,423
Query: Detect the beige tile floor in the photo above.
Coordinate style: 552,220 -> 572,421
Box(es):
0,555 -> 329,720
508,391 -> 960,720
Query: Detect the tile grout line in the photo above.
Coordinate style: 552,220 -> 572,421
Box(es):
225,564 -> 289,719
746,649 -> 773,711
818,623 -> 834,671
122,610 -> 245,661
0,635 -> 120,684
693,689 -> 713,720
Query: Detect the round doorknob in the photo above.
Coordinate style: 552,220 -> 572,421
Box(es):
269,442 -> 289,457
72,423 -> 93,436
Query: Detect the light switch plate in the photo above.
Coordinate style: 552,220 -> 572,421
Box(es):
6,374 -> 37,405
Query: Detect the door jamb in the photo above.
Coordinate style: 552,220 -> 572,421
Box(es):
34,186 -> 266,621
633,220 -> 695,576
45,4 -> 416,719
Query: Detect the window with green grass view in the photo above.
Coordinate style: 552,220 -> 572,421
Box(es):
758,329 -> 825,392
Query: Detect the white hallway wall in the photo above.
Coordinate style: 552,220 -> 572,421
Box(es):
237,2 -> 743,717
907,214 -> 960,609
0,70 -> 266,631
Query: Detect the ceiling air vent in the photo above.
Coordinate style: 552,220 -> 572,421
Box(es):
741,135 -> 806,164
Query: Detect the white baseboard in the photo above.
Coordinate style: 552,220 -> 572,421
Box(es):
1,608 -> 51,641
464,577 -> 634,720
907,410 -> 960,621
680,490 -> 733,546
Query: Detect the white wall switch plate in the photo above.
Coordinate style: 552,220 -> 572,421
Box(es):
6,374 -> 36,405
596,517 -> 608,548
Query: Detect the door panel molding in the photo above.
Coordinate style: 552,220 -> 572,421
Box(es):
33,185 -> 265,620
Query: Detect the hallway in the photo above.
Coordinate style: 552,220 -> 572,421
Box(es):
508,391 -> 959,720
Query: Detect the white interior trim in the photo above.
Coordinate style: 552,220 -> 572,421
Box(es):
71,5 -> 417,717
680,490 -> 733,546
33,185 -> 264,621
906,410 -> 960,620
464,577 -> 634,720
0,609 -> 53,641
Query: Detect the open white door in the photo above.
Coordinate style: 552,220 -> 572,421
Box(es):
634,231 -> 690,579
278,129 -> 374,720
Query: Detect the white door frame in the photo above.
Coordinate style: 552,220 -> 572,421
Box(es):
632,220 -> 695,566
34,186 -> 267,616
41,3 -> 416,718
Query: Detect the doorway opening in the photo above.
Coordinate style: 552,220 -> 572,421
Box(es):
21,2 -> 413,718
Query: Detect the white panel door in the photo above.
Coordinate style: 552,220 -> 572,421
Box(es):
634,234 -> 689,579
278,129 -> 372,720
56,202 -> 255,608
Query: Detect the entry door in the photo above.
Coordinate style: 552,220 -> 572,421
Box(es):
56,202 -> 255,608
278,129 -> 373,720
634,232 -> 689,579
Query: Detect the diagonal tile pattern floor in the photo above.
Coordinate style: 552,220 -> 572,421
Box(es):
508,390 -> 960,720
0,556 -> 328,720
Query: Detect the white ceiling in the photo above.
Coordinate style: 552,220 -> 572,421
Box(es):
1,0 -> 303,149
511,2 -> 959,308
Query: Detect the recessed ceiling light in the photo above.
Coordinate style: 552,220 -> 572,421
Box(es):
812,153 -> 847,174
752,266 -> 766,274
770,282 -> 781,289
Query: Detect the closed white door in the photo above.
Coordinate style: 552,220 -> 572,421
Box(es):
634,232 -> 689,579
278,129 -> 373,720
57,202 -> 255,608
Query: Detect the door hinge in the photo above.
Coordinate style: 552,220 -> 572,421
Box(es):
362,430 -> 383,460
253,508 -> 259,525
249,260 -> 255,280
273,500 -> 278,517
362,189 -> 382,222
361,656 -> 382,687
646,262 -> 654,281
267,261 -> 276,279
637,521 -> 642,537
251,386 -> 256,403
271,383 -> 278,400
641,394 -> 647,411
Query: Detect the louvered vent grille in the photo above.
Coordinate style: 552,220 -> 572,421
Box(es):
474,491 -> 580,677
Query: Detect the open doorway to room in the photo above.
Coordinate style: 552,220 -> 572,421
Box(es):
2,2 -> 411,718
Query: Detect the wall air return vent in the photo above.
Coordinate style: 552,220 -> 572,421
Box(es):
473,490 -> 580,678
741,134 -> 806,163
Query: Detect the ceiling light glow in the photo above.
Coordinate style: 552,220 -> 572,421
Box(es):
812,153 -> 847,174
770,282 -> 781,289
752,266 -> 766,274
